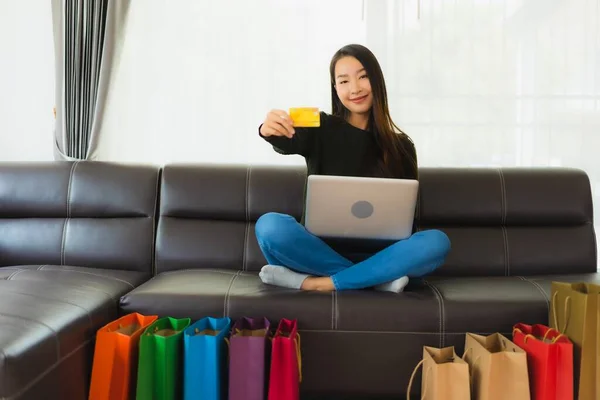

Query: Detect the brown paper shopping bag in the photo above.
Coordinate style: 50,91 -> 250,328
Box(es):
463,333 -> 530,400
550,281 -> 600,400
406,346 -> 470,400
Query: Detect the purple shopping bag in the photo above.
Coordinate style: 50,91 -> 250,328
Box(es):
228,317 -> 271,400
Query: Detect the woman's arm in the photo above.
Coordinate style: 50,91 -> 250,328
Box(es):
259,110 -> 322,157
259,125 -> 316,157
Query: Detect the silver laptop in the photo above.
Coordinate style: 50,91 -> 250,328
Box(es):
304,175 -> 419,241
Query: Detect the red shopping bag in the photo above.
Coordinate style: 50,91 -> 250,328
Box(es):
268,318 -> 302,400
512,323 -> 573,400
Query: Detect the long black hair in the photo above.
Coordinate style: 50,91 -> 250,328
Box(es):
329,44 -> 416,178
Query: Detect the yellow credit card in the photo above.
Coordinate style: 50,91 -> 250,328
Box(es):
289,107 -> 320,127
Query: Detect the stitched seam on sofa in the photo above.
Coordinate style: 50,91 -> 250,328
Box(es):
0,269 -> 19,280
505,227 -> 511,275
151,169 -> 160,277
243,166 -> 251,271
518,276 -> 550,312
223,271 -> 241,317
334,290 -> 339,330
329,291 -> 339,330
330,292 -> 334,330
6,269 -> 26,280
61,162 -> 78,266
36,265 -> 48,270
501,226 -> 509,276
38,265 -> 135,289
0,312 -> 60,369
242,223 -> 249,272
1,335 -> 92,400
432,282 -> 446,347
497,168 -> 507,225
423,280 -> 444,348
498,168 -> 509,276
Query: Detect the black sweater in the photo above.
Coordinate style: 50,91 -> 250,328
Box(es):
260,112 -> 418,180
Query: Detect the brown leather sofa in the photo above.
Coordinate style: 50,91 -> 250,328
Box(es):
1,161 -> 598,399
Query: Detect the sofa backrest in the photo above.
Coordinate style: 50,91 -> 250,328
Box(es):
0,161 -> 159,273
418,168 -> 596,276
155,164 -> 305,273
156,164 -> 597,276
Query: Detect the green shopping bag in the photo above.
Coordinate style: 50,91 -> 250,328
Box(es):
136,316 -> 191,400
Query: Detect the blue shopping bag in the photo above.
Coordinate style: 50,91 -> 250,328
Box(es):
183,316 -> 232,400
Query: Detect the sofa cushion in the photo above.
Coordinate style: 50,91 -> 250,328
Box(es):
0,265 -> 148,399
423,276 -> 548,337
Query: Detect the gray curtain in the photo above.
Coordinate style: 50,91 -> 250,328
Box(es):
51,0 -> 129,160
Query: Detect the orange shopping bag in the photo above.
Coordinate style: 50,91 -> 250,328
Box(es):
89,312 -> 158,400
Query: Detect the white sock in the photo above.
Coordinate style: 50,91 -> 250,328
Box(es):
374,276 -> 409,293
259,265 -> 309,290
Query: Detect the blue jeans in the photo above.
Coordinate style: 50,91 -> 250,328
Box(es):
255,212 -> 451,291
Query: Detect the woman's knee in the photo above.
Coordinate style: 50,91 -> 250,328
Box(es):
420,229 -> 451,258
255,212 -> 295,246
406,230 -> 451,277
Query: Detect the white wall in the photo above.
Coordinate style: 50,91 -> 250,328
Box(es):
0,1 -> 54,161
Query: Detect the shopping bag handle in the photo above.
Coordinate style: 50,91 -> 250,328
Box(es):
542,329 -> 565,343
295,334 -> 302,383
268,332 -> 303,383
551,292 -> 571,334
512,327 -> 565,344
406,359 -> 427,400
407,354 -> 463,399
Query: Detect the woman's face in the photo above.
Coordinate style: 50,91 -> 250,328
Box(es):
333,56 -> 373,116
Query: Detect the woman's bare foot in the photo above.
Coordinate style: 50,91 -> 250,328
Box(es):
300,276 -> 336,291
